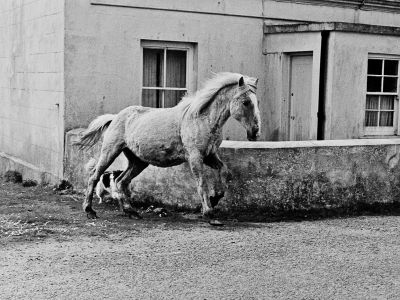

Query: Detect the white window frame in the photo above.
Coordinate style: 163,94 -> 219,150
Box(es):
140,40 -> 195,108
365,54 -> 400,136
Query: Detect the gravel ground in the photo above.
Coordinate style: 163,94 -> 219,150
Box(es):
1,182 -> 400,299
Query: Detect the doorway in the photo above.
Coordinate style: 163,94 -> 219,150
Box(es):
289,54 -> 313,141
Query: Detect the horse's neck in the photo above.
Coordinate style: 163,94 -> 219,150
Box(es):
207,85 -> 235,131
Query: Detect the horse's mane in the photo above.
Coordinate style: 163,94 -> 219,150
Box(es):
178,72 -> 255,117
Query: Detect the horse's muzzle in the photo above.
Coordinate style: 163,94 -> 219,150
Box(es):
247,128 -> 260,141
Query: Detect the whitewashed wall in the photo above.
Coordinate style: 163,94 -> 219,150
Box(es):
64,0 -> 267,141
0,0 -> 65,182
325,32 -> 400,139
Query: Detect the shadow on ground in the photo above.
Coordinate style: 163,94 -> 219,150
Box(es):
0,181 -> 267,244
2,179 -> 400,244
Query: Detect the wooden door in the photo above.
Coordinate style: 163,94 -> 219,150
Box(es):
289,54 -> 313,141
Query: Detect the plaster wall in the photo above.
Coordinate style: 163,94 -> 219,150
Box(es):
0,0 -> 65,182
325,32 -> 400,139
64,0 -> 400,143
263,0 -> 400,27
64,0 -> 266,141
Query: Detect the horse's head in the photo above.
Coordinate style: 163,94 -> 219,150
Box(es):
230,76 -> 261,141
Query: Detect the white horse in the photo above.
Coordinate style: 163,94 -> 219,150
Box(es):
76,72 -> 261,219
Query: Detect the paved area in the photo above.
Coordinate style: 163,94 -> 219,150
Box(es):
1,182 -> 400,299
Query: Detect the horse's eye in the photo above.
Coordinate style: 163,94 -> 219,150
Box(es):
242,99 -> 251,106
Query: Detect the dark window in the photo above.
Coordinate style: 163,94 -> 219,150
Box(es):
142,47 -> 188,108
365,58 -> 399,133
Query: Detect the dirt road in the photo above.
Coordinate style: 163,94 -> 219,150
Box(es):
1,182 -> 400,299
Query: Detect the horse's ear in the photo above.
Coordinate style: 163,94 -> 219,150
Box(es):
254,78 -> 259,86
238,76 -> 245,87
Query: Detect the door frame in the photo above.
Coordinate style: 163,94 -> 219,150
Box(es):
281,51 -> 320,141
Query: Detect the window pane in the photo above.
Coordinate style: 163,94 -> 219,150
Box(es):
380,95 -> 394,110
166,50 -> 187,88
164,90 -> 186,108
366,95 -> 379,109
384,60 -> 398,76
368,59 -> 382,75
380,111 -> 394,126
365,111 -> 378,126
143,48 -> 164,87
367,76 -> 382,92
383,77 -> 398,93
142,89 -> 162,108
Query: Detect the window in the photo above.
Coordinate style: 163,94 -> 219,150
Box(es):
141,41 -> 194,108
365,56 -> 399,135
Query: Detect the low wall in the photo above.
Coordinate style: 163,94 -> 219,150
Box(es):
65,129 -> 400,218
0,152 -> 59,184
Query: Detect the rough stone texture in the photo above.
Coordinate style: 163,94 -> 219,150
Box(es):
65,131 -> 400,215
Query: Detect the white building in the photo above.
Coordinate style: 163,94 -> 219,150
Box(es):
1,0 -> 400,182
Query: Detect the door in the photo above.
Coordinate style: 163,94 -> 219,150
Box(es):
289,54 -> 313,141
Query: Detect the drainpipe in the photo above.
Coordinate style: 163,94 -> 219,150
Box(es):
317,31 -> 329,140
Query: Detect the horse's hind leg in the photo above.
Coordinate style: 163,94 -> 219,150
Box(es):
83,143 -> 124,219
112,148 -> 148,218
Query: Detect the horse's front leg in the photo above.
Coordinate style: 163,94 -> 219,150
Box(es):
204,152 -> 230,208
187,150 -> 213,216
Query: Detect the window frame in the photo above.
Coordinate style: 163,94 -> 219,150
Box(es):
140,40 -> 194,108
365,54 -> 400,136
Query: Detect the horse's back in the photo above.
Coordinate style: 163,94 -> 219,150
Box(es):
123,106 -> 186,167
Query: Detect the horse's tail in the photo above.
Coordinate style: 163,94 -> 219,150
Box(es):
74,114 -> 116,150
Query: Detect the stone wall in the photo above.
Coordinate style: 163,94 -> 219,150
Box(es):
65,130 -> 400,218
0,0 -> 65,182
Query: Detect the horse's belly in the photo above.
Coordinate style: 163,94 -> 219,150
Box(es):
126,108 -> 187,167
138,142 -> 186,167
128,134 -> 186,167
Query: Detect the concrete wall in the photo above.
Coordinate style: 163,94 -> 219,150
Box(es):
264,0 -> 400,27
64,0 -> 266,141
64,0 -> 400,142
0,0 -> 65,182
2,0 -> 400,183
325,31 -> 400,139
263,26 -> 400,141
65,132 -> 400,218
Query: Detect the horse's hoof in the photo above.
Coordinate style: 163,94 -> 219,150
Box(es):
85,207 -> 98,219
202,209 -> 215,219
210,192 -> 224,208
123,208 -> 142,219
209,219 -> 224,226
224,169 -> 233,181
86,211 -> 98,219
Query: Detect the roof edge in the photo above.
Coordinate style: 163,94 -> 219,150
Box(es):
264,22 -> 400,36
272,0 -> 400,13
